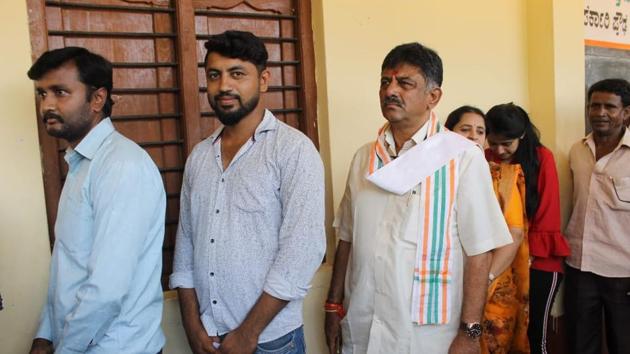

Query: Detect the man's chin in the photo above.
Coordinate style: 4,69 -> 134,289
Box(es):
45,126 -> 65,138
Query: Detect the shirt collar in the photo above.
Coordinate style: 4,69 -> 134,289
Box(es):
384,119 -> 430,156
71,117 -> 115,160
583,127 -> 630,152
209,109 -> 278,144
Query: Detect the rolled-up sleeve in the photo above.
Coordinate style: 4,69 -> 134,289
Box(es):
170,155 -> 195,289
263,140 -> 326,301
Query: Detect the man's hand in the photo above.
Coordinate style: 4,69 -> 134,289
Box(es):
188,326 -> 220,354
29,338 -> 53,354
448,332 -> 480,354
325,312 -> 342,354
217,328 -> 258,354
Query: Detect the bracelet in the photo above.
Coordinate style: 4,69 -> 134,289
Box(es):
488,272 -> 496,285
324,301 -> 346,319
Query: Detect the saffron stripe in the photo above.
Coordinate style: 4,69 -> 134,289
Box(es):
368,144 -> 377,174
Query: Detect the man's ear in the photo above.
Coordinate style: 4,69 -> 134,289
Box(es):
426,86 -> 443,110
90,87 -> 108,114
622,105 -> 630,127
259,68 -> 270,93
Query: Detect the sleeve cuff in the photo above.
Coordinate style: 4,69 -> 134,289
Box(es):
528,231 -> 571,258
462,235 -> 512,257
263,270 -> 309,301
169,271 -> 194,289
35,307 -> 53,341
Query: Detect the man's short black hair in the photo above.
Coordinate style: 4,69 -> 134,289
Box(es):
588,78 -> 630,107
381,42 -> 443,88
27,46 -> 114,117
203,30 -> 268,72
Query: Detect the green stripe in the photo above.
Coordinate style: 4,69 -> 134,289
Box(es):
435,165 -> 447,321
428,167 -> 441,322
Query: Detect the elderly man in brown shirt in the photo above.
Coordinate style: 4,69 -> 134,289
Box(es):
565,78 -> 630,354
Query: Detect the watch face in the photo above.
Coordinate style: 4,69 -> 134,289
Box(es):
462,322 -> 482,339
466,323 -> 481,338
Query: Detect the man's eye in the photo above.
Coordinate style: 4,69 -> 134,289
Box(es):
55,89 -> 68,96
207,72 -> 219,80
231,72 -> 244,78
380,79 -> 390,87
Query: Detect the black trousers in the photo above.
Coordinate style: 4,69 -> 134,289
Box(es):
528,269 -> 562,354
564,265 -> 630,354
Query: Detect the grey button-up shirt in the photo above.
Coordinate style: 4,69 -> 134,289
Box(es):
170,110 -> 325,342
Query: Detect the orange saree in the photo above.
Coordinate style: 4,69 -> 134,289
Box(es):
480,163 -> 530,354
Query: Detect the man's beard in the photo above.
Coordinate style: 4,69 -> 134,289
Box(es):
210,93 -> 260,126
43,109 -> 93,143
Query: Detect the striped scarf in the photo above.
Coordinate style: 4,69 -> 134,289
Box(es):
368,112 -> 458,325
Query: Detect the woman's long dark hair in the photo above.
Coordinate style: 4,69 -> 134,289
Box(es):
486,103 -> 542,220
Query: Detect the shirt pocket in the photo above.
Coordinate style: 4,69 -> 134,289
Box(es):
232,166 -> 278,214
611,176 -> 630,209
55,195 -> 93,254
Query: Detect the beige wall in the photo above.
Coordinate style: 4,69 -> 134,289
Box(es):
318,0 -> 532,208
0,1 -> 52,352
1,1 -> 585,353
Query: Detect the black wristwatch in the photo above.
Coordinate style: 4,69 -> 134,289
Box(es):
460,322 -> 482,339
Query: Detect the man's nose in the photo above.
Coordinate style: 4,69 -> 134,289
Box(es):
382,79 -> 401,97
218,75 -> 233,93
40,94 -> 56,111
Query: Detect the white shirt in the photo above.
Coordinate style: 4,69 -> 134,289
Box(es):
334,123 -> 511,354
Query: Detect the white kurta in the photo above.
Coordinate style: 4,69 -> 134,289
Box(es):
334,125 -> 512,354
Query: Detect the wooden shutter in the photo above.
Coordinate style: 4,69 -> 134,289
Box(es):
26,0 -> 318,287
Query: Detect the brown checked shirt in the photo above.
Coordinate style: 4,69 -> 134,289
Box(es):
566,128 -> 630,277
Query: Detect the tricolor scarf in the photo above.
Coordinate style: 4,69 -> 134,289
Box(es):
367,112 -> 461,325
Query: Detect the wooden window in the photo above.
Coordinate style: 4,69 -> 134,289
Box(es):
27,0 -> 318,287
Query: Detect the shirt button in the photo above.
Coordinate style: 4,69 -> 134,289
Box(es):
210,272 -> 214,276
215,209 -> 220,214
221,178 -> 225,182
210,239 -> 215,243
212,300 -> 217,304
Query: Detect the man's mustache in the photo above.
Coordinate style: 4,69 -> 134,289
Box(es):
383,96 -> 402,106
43,111 -> 63,123
214,93 -> 241,102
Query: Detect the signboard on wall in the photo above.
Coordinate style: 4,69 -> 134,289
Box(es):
585,0 -> 630,49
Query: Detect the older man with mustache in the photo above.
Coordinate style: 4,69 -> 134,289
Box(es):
324,42 -> 512,354
565,78 -> 630,354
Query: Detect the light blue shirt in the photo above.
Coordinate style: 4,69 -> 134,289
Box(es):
170,110 -> 325,342
36,118 -> 166,354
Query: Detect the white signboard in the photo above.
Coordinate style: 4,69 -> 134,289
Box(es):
585,0 -> 630,49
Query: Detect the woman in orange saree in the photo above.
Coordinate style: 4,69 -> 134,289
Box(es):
446,106 -> 529,354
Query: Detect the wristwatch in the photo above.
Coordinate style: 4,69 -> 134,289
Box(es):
460,322 -> 482,339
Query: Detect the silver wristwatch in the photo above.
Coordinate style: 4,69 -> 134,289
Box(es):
460,321 -> 482,339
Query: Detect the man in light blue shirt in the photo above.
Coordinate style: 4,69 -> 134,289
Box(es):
28,47 -> 165,354
170,31 -> 325,354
